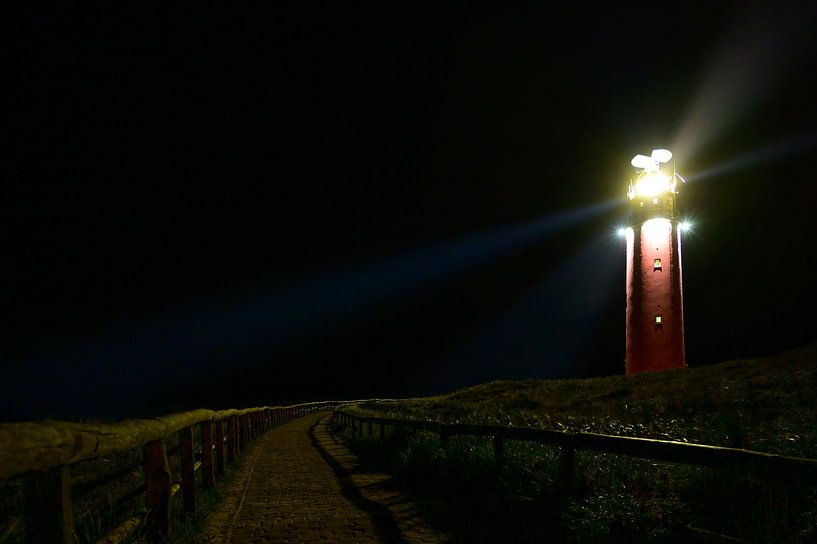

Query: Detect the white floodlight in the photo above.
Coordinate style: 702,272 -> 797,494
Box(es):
679,221 -> 691,231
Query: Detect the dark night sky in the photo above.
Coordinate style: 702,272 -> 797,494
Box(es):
3,2 -> 817,420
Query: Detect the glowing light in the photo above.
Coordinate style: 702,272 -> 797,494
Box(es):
679,221 -> 691,231
642,218 -> 672,244
617,227 -> 627,236
634,172 -> 672,197
628,149 -> 678,200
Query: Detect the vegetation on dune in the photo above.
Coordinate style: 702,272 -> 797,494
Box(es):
342,343 -> 817,542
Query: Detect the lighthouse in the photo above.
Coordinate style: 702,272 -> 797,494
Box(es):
624,149 -> 687,375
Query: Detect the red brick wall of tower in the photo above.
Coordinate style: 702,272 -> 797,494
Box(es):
625,218 -> 686,374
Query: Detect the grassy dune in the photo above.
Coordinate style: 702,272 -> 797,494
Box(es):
344,343 -> 817,542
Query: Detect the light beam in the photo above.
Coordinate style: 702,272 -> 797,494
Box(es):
671,3 -> 816,163
16,197 -> 625,395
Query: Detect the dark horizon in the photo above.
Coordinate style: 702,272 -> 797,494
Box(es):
3,2 -> 817,421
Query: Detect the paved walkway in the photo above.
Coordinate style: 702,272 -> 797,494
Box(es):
199,412 -> 449,544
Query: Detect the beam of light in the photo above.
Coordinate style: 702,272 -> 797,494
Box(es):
671,3 -> 817,163
139,197 -> 623,363
686,133 -> 817,183
11,197 -> 625,405
424,229 -> 624,390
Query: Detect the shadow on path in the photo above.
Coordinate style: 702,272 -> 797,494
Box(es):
309,415 -> 409,544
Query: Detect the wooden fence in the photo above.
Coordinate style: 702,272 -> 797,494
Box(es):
335,408 -> 817,492
0,401 -> 348,543
6,403 -> 815,542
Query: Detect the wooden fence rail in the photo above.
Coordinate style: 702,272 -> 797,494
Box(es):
334,409 -> 817,483
0,400 -> 358,543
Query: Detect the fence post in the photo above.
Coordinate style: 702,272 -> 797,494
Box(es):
440,428 -> 450,450
357,418 -> 363,439
227,416 -> 237,464
766,473 -> 792,537
493,436 -> 505,467
557,444 -> 577,493
22,466 -> 73,544
200,420 -> 215,489
179,426 -> 197,517
215,419 -> 225,477
379,422 -> 385,440
235,415 -> 241,457
367,421 -> 373,437
143,440 -> 171,540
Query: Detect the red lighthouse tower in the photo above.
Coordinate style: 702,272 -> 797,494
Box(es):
624,149 -> 687,375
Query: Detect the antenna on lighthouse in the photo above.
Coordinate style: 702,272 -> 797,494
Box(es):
631,149 -> 672,172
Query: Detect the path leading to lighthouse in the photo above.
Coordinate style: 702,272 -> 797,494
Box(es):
199,412 -> 450,544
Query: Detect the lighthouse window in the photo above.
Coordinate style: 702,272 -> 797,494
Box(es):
655,315 -> 663,324
653,258 -> 662,270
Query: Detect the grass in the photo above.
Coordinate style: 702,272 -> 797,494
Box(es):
341,342 -> 817,542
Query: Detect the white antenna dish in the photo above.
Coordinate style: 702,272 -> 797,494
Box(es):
651,149 -> 672,163
631,149 -> 673,171
631,154 -> 653,169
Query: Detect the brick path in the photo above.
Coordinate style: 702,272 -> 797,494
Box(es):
199,412 -> 450,543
